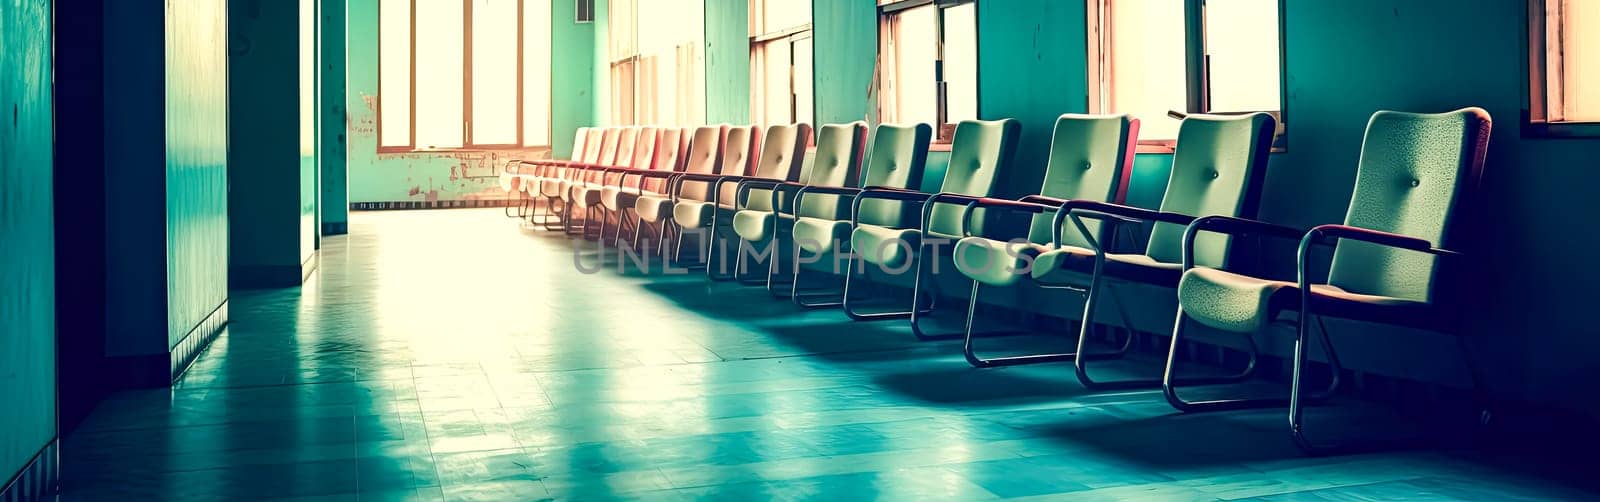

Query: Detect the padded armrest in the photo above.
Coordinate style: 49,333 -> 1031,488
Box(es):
850,188 -> 934,229
1019,195 -> 1068,207
1068,201 -> 1194,226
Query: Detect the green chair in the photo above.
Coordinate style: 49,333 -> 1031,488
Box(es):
1166,108 -> 1491,454
846,119 -> 1021,340
1035,112 -> 1277,386
731,122 -> 867,295
788,123 -> 932,307
633,125 -> 727,265
949,114 -> 1139,366
674,123 -> 810,280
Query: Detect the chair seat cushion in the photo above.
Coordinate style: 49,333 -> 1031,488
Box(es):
792,217 -> 851,256
851,224 -> 921,269
1030,247 -> 1182,286
573,185 -> 605,208
732,210 -> 795,243
635,195 -> 674,223
673,200 -> 733,229
602,186 -> 659,212
954,237 -> 1050,287
536,177 -> 565,198
1178,267 -> 1441,333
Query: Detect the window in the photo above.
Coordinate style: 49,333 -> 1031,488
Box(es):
750,0 -> 813,127
1087,0 -> 1284,147
610,0 -> 705,126
378,0 -> 553,151
1529,0 -> 1600,135
877,0 -> 977,139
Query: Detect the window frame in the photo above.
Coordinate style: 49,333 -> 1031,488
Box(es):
1526,0 -> 1600,138
377,0 -> 554,153
876,0 -> 979,144
749,0 -> 814,127
1086,0 -> 1288,153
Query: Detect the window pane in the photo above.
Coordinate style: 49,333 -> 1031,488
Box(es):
942,3 -> 977,123
416,0 -> 465,148
523,0 -> 551,146
754,0 -> 809,35
379,0 -> 411,147
472,0 -> 518,145
1560,0 -> 1600,121
793,37 -> 813,126
1205,0 -> 1281,113
760,40 -> 793,125
612,60 -> 635,124
1109,0 -> 1185,139
893,5 -> 937,127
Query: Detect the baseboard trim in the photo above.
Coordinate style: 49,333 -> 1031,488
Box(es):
1,439 -> 58,502
322,222 -> 348,235
232,252 -> 319,289
170,300 -> 228,382
350,198 -> 516,211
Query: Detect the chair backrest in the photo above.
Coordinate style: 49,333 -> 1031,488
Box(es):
856,123 -> 933,226
727,123 -> 812,208
926,118 -> 1022,237
639,127 -> 685,193
595,127 -> 623,166
629,127 -> 657,169
796,122 -> 867,219
568,127 -> 590,161
678,125 -> 728,202
1026,114 -> 1139,247
579,128 -> 606,164
652,127 -> 685,170
612,127 -> 640,168
719,125 -> 758,176
1144,113 -> 1276,266
1327,108 -> 1491,302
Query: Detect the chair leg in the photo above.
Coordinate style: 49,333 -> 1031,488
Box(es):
843,244 -> 935,322
793,248 -> 848,308
962,282 -> 1131,368
1070,281 -> 1169,388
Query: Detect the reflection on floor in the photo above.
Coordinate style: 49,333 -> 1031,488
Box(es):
61,209 -> 1599,500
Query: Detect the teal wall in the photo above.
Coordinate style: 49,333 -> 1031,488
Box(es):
321,0 -> 349,231
0,0 -> 56,481
230,0 -> 315,283
167,0 -> 232,345
975,1 -> 1090,199
552,0 -> 597,158
105,0 -> 170,355
593,0 -> 611,125
703,0 -> 749,124
300,0 -> 318,254
812,0 -> 875,125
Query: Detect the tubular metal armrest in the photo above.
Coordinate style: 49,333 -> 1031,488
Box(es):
1182,215 -> 1306,270
792,185 -> 865,221
1063,202 -> 1196,252
734,178 -> 784,212
958,197 -> 1056,238
667,172 -> 733,203
850,188 -> 936,231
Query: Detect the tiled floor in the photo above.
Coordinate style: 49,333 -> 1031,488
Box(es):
60,209 -> 1599,500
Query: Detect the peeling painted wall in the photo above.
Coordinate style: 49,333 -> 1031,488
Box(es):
0,0 -> 57,481
166,0 -> 231,346
345,0 -> 558,204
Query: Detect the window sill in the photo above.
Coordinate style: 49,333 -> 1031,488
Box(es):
928,142 -> 953,152
378,146 -> 553,155
1522,121 -> 1600,139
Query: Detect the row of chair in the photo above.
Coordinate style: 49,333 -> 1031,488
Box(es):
499,107 -> 1493,454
